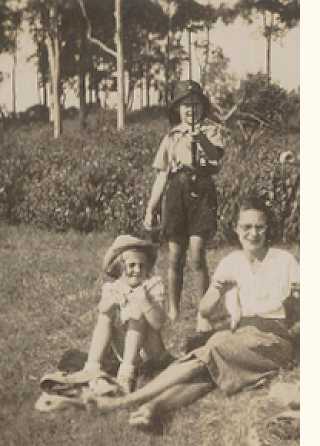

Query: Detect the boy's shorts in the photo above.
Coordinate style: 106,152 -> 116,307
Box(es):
162,170 -> 217,241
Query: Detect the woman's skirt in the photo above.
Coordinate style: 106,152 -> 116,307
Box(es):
180,317 -> 294,396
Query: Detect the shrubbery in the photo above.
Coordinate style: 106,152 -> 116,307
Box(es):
0,107 -> 299,244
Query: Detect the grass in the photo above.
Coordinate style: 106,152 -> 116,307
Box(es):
0,224 -> 299,446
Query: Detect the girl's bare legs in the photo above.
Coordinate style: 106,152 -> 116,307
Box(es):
118,319 -> 145,392
167,239 -> 187,321
189,236 -> 210,331
94,358 -> 206,411
122,319 -> 145,366
142,325 -> 167,359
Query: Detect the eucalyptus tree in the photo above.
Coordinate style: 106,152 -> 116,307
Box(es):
233,0 -> 300,83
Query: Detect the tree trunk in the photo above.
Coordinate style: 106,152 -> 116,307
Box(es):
46,35 -> 62,136
140,78 -> 143,109
11,33 -> 17,116
43,81 -> 47,107
263,11 -> 274,86
79,20 -> 87,129
115,0 -> 125,129
165,32 -> 170,104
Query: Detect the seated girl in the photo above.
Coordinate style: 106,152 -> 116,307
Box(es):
86,195 -> 299,426
83,235 -> 173,394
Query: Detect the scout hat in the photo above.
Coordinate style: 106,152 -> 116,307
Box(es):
103,235 -> 157,277
168,80 -> 210,125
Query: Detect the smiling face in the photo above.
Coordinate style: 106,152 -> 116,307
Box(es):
236,208 -> 268,256
179,94 -> 204,126
122,249 -> 149,288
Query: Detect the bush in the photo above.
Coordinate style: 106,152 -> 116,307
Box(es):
0,111 -> 299,244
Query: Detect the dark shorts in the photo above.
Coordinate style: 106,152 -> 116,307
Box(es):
162,171 -> 217,241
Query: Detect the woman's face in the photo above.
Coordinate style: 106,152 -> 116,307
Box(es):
236,209 -> 268,255
179,94 -> 203,126
122,250 -> 148,288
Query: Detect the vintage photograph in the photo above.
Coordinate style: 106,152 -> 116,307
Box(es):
0,1 -> 300,445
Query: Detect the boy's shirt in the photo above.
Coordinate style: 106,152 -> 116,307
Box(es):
99,276 -> 165,325
153,121 -> 225,173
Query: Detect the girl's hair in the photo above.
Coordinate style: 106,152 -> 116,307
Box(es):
106,249 -> 153,279
234,195 -> 277,244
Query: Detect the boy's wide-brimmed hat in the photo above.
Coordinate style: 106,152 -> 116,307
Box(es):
168,80 -> 210,124
103,235 -> 157,275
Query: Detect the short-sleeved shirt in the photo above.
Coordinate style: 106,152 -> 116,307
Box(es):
211,247 -> 299,319
98,276 -> 165,327
153,121 -> 224,173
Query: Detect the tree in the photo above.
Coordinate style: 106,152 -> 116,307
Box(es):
23,0 -> 68,137
77,0 -> 127,129
0,0 -> 18,53
233,0 -> 300,83
0,2 -> 22,116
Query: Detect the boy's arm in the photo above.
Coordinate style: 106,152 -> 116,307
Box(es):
85,313 -> 113,372
195,132 -> 224,161
144,171 -> 168,229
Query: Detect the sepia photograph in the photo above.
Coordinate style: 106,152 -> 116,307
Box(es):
0,1 -> 300,445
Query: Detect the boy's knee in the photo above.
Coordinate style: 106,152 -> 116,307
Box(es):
168,254 -> 185,271
189,255 -> 206,271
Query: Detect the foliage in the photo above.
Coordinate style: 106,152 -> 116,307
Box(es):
0,109 -> 299,243
0,0 -> 21,54
239,73 -> 299,130
233,0 -> 300,28
216,130 -> 299,244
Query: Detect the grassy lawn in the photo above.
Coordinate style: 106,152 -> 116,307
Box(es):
0,224 -> 299,446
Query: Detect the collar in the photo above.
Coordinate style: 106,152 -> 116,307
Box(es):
169,122 -> 202,135
114,278 -> 135,296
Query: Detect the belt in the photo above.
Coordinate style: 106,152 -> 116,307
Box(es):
170,165 -> 211,178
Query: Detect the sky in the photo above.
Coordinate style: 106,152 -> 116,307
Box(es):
0,5 -> 299,113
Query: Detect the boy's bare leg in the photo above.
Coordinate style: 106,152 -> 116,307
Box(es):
189,236 -> 210,331
93,358 -> 206,411
167,240 -> 187,321
129,381 -> 213,425
189,236 -> 209,301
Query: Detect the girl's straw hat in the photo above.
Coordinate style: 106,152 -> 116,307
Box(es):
103,235 -> 157,274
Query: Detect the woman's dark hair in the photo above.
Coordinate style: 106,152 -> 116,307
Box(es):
234,195 -> 277,244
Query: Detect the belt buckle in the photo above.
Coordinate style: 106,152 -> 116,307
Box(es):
190,173 -> 199,198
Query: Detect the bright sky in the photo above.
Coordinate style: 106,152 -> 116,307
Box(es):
0,6 -> 299,112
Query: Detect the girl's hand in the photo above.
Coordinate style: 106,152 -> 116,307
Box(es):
121,286 -> 147,322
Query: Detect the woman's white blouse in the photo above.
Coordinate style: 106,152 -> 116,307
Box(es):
212,248 -> 299,319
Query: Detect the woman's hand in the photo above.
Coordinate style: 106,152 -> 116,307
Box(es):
214,279 -> 237,295
144,208 -> 154,231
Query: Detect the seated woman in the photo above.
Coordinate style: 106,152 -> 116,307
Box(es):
86,195 -> 299,427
